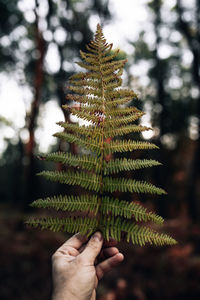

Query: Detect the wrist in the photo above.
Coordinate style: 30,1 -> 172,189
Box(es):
52,288 -> 76,300
52,287 -> 92,300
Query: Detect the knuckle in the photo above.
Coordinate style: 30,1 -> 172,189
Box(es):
89,240 -> 99,251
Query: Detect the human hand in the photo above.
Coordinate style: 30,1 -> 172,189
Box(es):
52,232 -> 124,300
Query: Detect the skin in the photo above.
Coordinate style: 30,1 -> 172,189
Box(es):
52,232 -> 124,300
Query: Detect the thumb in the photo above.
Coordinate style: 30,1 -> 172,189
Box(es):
79,232 -> 103,264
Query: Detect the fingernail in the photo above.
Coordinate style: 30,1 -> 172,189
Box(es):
93,232 -> 102,241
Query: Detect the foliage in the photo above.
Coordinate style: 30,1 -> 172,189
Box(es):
27,24 -> 177,246
130,0 -> 200,220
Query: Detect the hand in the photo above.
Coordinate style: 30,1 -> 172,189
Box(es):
52,232 -> 124,300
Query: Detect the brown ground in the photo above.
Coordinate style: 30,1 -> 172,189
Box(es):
0,206 -> 200,300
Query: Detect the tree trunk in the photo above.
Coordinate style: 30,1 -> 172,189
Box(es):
24,0 -> 46,206
176,0 -> 200,220
151,0 -> 168,216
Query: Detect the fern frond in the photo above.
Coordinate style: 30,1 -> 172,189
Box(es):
105,112 -> 144,127
104,140 -> 159,155
104,125 -> 152,138
99,216 -> 177,245
76,62 -> 99,72
64,105 -> 104,116
66,94 -> 102,105
103,68 -> 123,83
69,79 -> 101,89
105,88 -> 136,100
69,71 -> 92,79
67,86 -> 102,97
26,217 -> 98,236
44,152 -> 101,173
31,194 -> 99,214
101,61 -> 127,76
103,79 -> 122,90
105,96 -> 137,107
80,49 -> 97,57
57,122 -> 101,138
103,177 -> 167,195
28,24 -> 177,246
38,170 -> 101,192
100,49 -> 120,62
101,59 -> 127,70
103,159 -> 162,175
101,196 -> 163,225
69,71 -> 100,81
80,50 -> 99,64
53,132 -> 101,153
86,44 -> 100,54
62,108 -> 101,124
107,107 -> 142,117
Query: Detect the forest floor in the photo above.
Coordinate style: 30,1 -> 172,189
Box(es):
0,204 -> 200,300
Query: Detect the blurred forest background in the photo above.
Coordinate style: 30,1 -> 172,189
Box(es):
0,0 -> 200,299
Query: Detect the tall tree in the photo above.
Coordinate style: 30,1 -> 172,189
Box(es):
176,0 -> 200,219
0,0 -> 111,205
129,0 -> 199,218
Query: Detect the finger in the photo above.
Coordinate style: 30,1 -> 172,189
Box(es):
97,246 -> 119,263
96,253 -> 124,280
56,233 -> 88,255
78,236 -> 112,256
95,247 -> 119,265
103,246 -> 119,257
79,232 -> 103,264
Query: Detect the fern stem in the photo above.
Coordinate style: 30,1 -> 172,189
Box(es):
98,29 -> 106,222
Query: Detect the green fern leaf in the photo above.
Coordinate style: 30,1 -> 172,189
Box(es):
31,194 -> 99,215
67,85 -> 102,97
44,152 -> 101,173
103,177 -> 167,195
104,140 -> 159,155
107,107 -> 142,117
105,112 -> 144,127
38,170 -> 101,192
26,217 -> 98,236
53,132 -> 101,154
101,196 -> 163,225
98,216 -> 176,245
66,94 -> 102,105
103,158 -> 162,175
104,125 -> 152,138
57,122 -> 101,138
27,24 -> 177,246
105,94 -> 138,107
